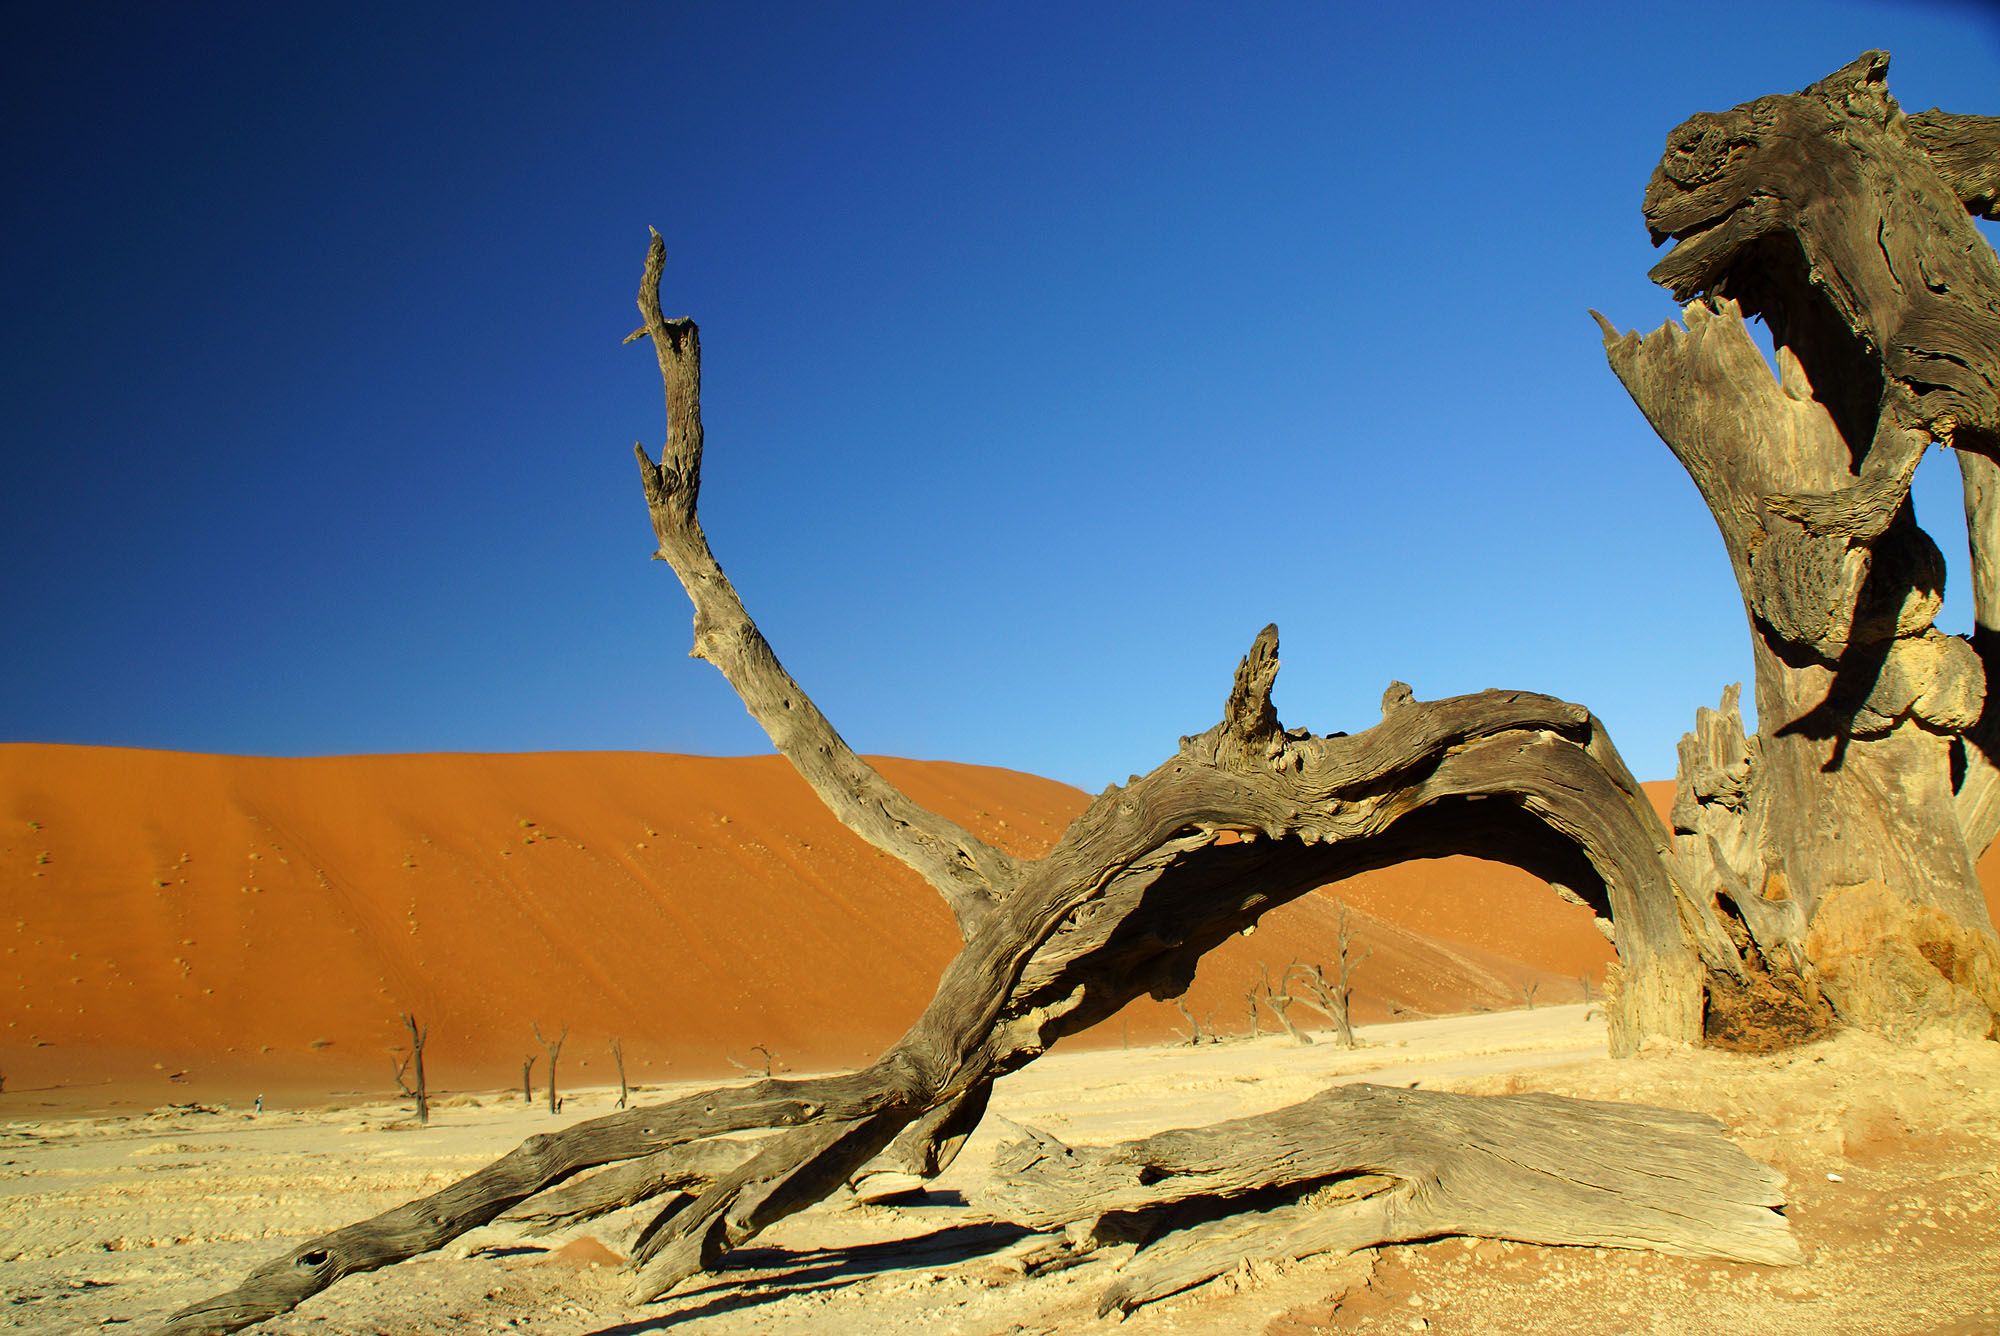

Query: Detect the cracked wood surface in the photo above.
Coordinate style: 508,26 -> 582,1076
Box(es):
980,1082 -> 1800,1313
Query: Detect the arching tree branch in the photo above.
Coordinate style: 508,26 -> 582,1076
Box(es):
628,229 -> 1019,933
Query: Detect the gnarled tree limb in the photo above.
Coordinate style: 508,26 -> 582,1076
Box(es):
629,229 -> 1018,933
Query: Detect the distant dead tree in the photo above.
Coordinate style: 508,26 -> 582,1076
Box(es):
532,1022 -> 568,1113
1170,995 -> 1209,1045
1523,980 -> 1541,1011
1259,961 -> 1313,1046
389,1013 -> 428,1125
1242,982 -> 1263,1039
609,1036 -> 629,1110
1579,973 -> 1594,1004
161,58 -> 2000,1329
519,1055 -> 535,1105
1291,900 -> 1374,1048
726,1044 -> 781,1078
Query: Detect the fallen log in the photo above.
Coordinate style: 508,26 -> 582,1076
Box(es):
979,1082 -> 1802,1314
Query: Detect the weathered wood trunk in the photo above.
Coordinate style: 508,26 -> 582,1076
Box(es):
1596,52 -> 2000,1046
978,1083 -> 1799,1314
150,53 -> 1998,1336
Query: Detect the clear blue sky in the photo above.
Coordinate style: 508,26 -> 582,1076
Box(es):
5,2 -> 1998,789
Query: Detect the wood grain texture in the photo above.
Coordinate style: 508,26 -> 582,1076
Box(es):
980,1082 -> 1800,1313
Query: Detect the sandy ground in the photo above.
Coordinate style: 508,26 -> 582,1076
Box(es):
6,1004 -> 1997,1336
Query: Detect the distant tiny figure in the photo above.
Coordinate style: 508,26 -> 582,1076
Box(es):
254,1094 -> 263,1115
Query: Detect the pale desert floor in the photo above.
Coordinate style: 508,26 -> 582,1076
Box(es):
4,1005 -> 1997,1336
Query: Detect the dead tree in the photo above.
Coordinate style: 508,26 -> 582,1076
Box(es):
979,1084 -> 1800,1316
1580,972 -> 1594,1004
1169,995 -> 1208,1045
1258,961 -> 1313,1045
609,1036 -> 629,1110
1595,51 -> 2000,1047
519,1055 -> 535,1106
533,1022 -> 568,1114
152,57 -> 1999,1336
725,1045 -> 780,1078
1291,900 -> 1373,1047
1241,981 -> 1263,1039
389,1013 -> 428,1126
1522,980 -> 1541,1011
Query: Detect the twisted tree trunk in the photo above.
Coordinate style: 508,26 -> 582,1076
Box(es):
1596,51 -> 2000,1046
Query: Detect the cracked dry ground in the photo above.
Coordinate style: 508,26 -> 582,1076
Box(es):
4,1013 -> 1996,1336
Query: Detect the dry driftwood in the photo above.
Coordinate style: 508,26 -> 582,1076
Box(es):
979,1083 -> 1799,1314
152,54 -> 1997,1335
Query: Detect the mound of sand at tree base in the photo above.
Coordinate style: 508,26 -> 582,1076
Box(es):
5,746 -> 1987,1114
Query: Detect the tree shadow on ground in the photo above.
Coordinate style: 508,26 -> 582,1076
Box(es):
583,1219 -> 1036,1334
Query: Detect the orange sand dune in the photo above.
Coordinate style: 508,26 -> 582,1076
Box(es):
4,745 -> 1631,1112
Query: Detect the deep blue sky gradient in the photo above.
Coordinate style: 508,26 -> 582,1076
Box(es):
6,2 -> 1999,788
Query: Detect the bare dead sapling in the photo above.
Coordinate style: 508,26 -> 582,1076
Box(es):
1258,961 -> 1314,1045
389,1013 -> 429,1126
725,1045 -> 781,1078
533,1022 -> 568,1114
1290,900 -> 1374,1048
1169,995 -> 1211,1045
609,1036 -> 629,1110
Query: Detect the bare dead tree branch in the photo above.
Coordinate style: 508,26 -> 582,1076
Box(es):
1258,961 -> 1312,1046
399,1014 -> 428,1126
1170,996 -> 1206,1046
532,1022 -> 568,1115
628,231 -> 1018,936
